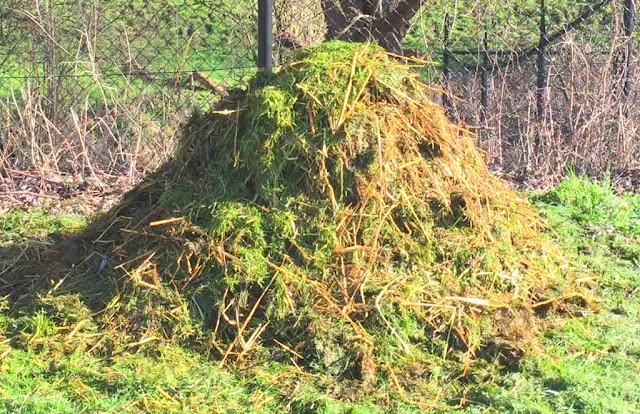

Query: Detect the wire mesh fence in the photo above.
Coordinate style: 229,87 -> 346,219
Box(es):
275,0 -> 639,179
1,0 -> 638,185
0,0 -> 257,177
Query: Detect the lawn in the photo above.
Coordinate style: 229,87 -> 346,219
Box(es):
0,175 -> 638,413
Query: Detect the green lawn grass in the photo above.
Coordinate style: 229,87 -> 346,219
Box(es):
1,175 -> 639,413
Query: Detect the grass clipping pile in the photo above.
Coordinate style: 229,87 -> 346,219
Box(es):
78,42 -> 587,377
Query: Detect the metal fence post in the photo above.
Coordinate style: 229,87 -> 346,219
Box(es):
442,12 -> 458,122
623,0 -> 635,98
536,0 -> 548,122
258,0 -> 273,70
480,31 -> 489,132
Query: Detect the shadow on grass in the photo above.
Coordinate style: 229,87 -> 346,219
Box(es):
0,170 -> 213,352
1,188 -> 146,311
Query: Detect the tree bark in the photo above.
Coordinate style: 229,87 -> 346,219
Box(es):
321,0 -> 423,53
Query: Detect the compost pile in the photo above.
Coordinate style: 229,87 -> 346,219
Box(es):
36,42 -> 588,380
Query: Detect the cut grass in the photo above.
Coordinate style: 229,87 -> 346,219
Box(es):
1,44 -> 593,414
0,209 -> 86,247
455,175 -> 640,414
0,209 -> 87,278
22,43 -> 589,385
0,175 -> 639,413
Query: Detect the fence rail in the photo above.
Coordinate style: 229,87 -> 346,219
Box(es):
1,0 -> 638,185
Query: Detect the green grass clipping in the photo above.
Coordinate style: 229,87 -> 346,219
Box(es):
4,41 -> 594,387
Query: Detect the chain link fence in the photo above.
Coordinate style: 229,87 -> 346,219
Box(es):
275,0 -> 639,180
1,0 -> 638,185
1,0 -> 257,177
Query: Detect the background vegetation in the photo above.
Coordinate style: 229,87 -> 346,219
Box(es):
1,0 -> 639,185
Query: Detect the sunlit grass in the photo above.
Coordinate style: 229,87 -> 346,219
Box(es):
0,180 -> 638,413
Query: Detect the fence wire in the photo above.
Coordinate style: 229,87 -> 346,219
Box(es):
274,0 -> 639,177
1,0 -> 638,180
0,0 -> 257,104
0,0 -> 258,174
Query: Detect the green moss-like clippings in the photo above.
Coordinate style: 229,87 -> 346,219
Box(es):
2,41 -> 592,403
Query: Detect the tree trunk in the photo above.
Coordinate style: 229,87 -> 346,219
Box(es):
320,0 -> 423,53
